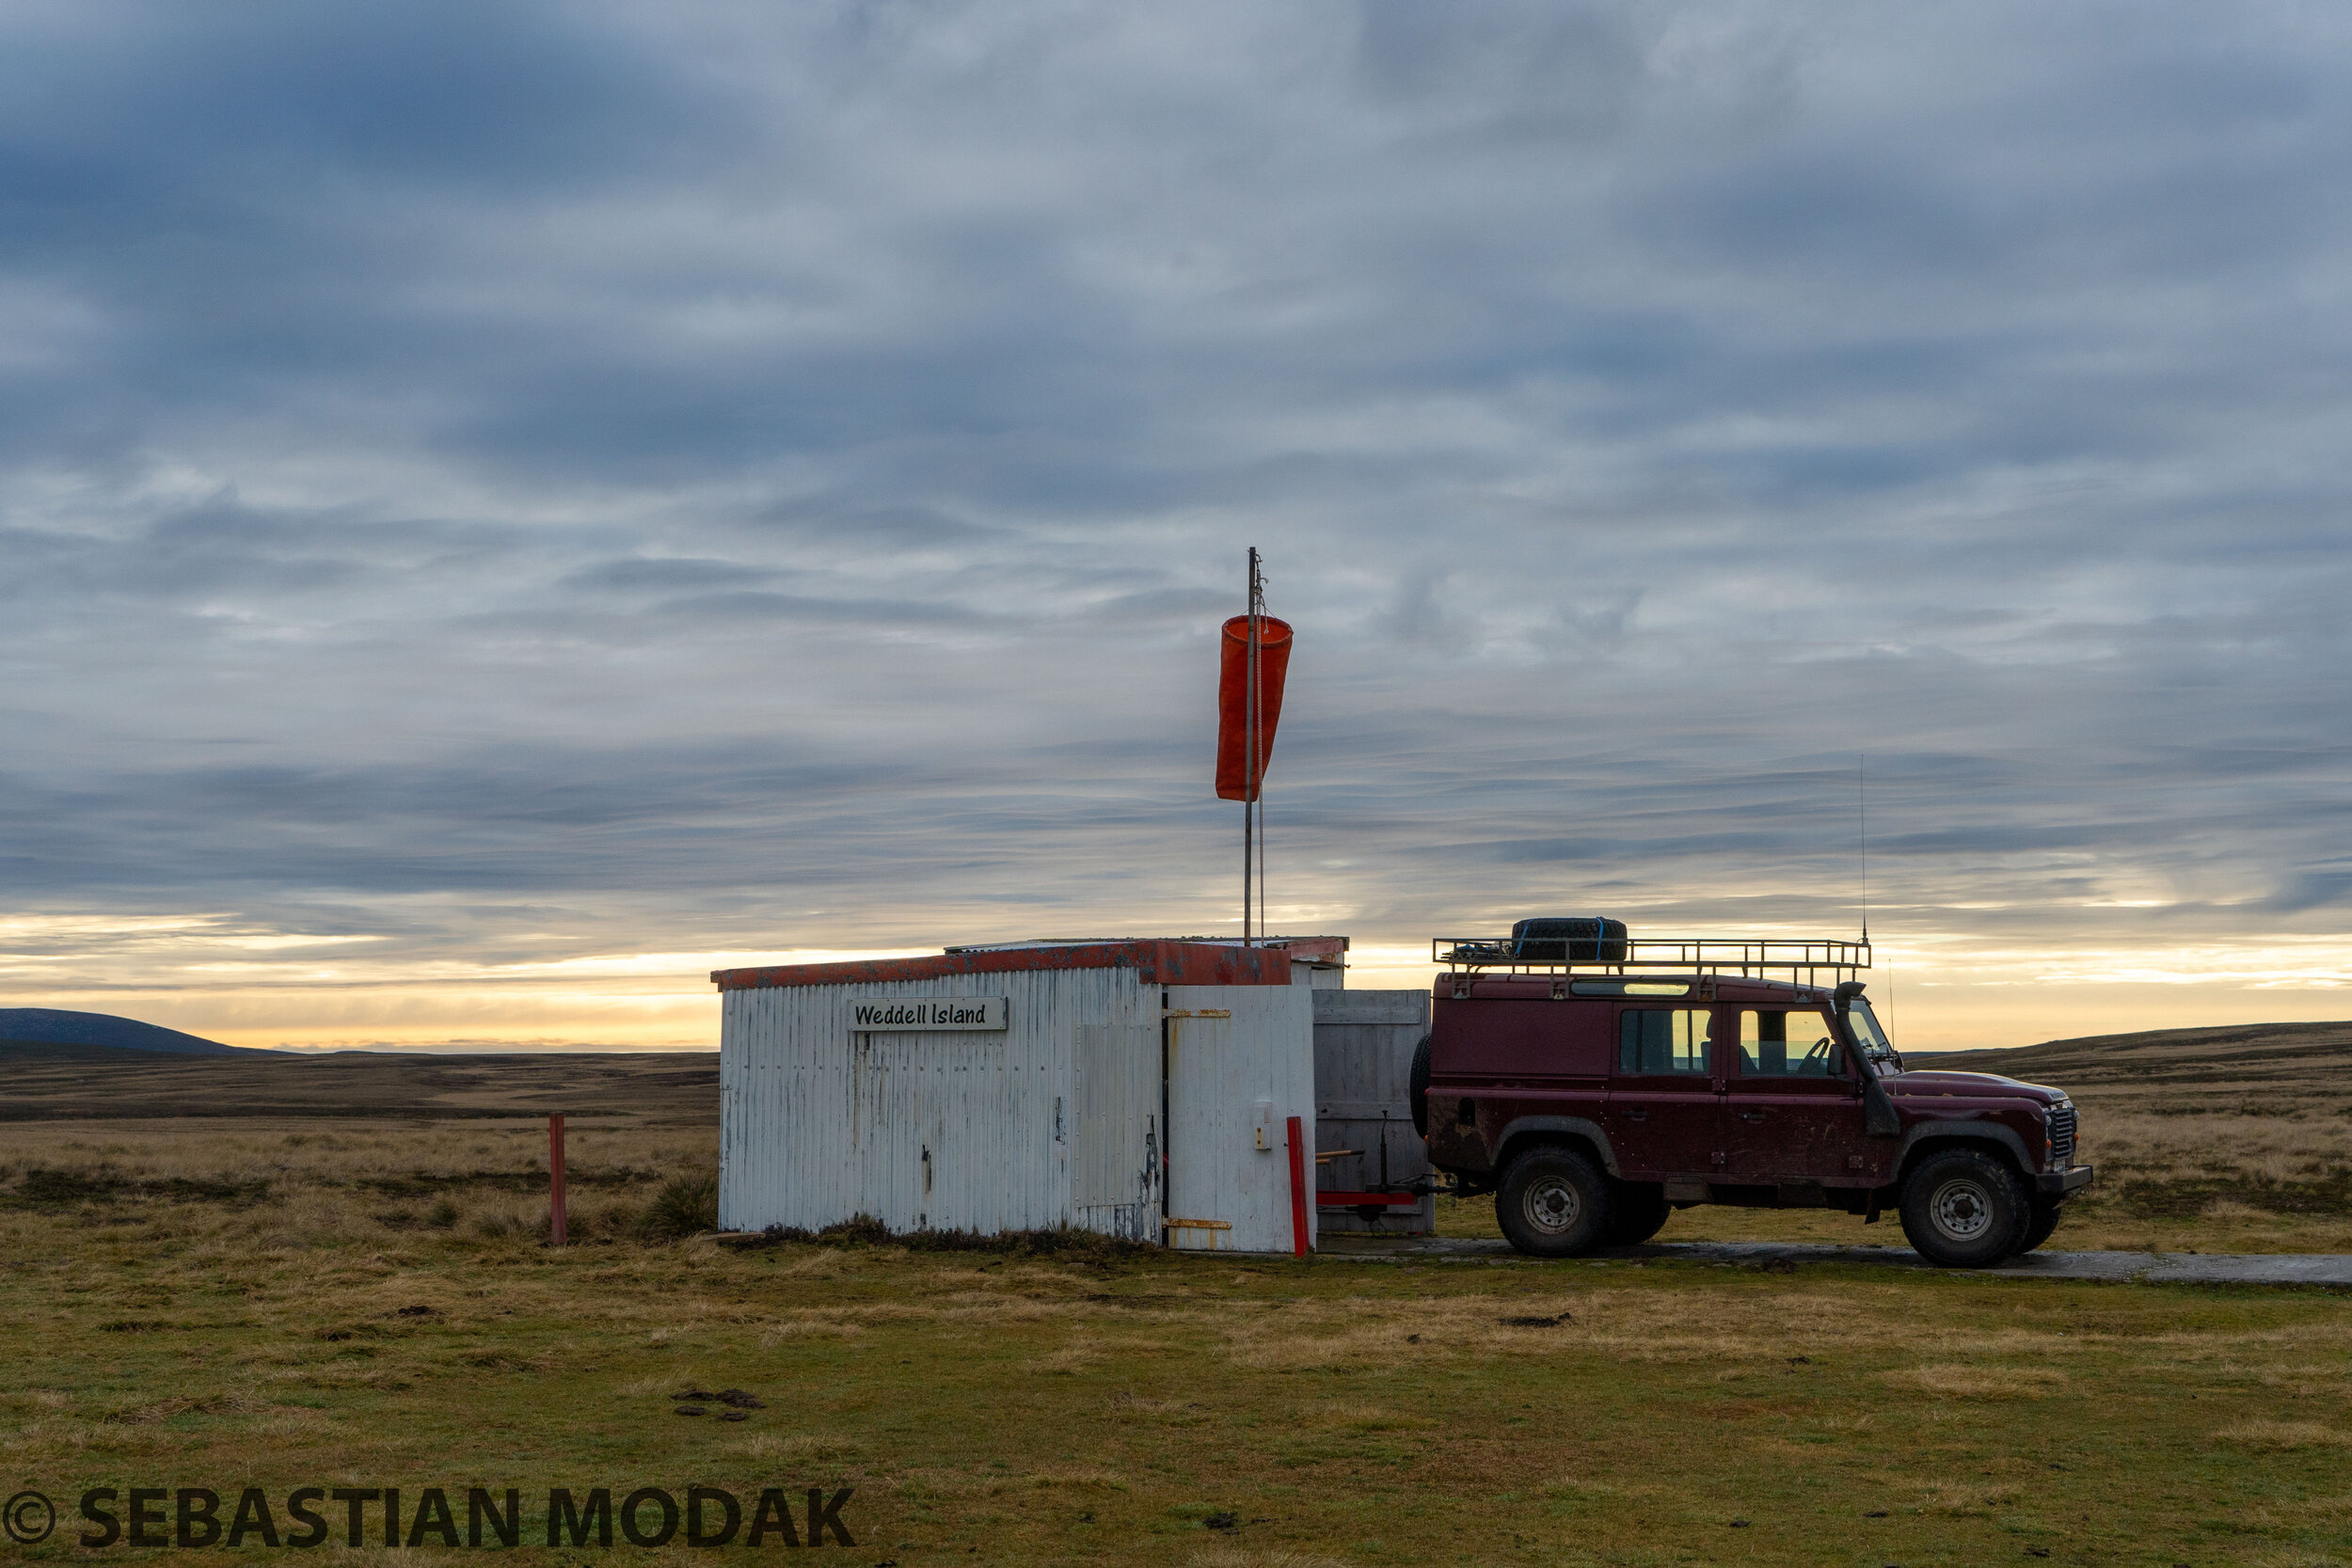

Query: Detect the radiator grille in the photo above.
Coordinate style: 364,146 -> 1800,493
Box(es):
2047,1105 -> 2077,1166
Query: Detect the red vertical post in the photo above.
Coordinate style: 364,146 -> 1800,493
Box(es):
1285,1115 -> 1309,1258
548,1113 -> 567,1246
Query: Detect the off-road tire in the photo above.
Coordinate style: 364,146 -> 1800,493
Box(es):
1408,1034 -> 1433,1136
1496,1147 -> 1611,1258
2019,1199 -> 2063,1254
1601,1181 -> 1671,1247
1898,1148 -> 2030,1267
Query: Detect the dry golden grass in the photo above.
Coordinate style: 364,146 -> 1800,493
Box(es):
1881,1363 -> 2071,1400
2214,1419 -> 2352,1450
0,1114 -> 700,1187
0,1117 -> 711,1252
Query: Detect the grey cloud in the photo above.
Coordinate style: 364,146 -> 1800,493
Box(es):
0,0 -> 2348,1005
564,557 -> 776,594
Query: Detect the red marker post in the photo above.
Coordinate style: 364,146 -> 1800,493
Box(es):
1285,1115 -> 1309,1258
548,1113 -> 568,1246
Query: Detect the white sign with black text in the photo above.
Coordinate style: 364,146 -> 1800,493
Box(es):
848,996 -> 1009,1032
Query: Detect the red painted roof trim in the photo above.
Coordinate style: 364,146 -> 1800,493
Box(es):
713,940 -> 1296,992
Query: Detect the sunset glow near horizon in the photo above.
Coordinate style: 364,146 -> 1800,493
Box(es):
3,6 -> 2349,1053
8,914 -> 2349,1056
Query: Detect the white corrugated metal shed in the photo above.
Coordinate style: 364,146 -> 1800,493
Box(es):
712,938 -> 1342,1251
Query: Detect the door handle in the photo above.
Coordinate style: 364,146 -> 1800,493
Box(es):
1738,1111 -> 1767,1123
1621,1109 -> 1648,1121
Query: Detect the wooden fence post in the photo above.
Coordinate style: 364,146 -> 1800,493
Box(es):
549,1113 -> 567,1246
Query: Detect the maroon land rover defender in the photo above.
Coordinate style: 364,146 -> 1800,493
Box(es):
1412,921 -> 2094,1268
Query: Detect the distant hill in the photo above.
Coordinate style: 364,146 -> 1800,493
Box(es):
0,1008 -> 248,1057
1908,1020 -> 2352,1107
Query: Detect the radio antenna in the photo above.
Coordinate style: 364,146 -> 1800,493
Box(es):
1858,754 -> 1868,944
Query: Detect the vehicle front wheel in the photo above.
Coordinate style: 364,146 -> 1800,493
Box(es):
1601,1181 -> 1671,1247
1898,1149 -> 2030,1267
1496,1147 -> 1611,1258
2019,1198 -> 2063,1254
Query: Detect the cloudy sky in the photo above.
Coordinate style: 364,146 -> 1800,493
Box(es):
4,1 -> 2347,1052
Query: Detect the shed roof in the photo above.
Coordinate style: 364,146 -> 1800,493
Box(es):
712,937 -> 1342,992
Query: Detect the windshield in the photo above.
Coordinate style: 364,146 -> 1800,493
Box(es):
1845,997 -> 1903,1074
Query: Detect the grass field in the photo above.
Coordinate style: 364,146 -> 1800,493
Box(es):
4,1026 -> 2350,1565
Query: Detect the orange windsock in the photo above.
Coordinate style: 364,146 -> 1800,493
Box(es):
1216,614 -> 1293,801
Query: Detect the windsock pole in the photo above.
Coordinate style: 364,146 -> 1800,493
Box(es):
1244,548 -> 1263,946
1252,553 -> 1266,945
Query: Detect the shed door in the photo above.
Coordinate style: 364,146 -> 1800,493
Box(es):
1073,1022 -> 1160,1242
1164,984 -> 1316,1253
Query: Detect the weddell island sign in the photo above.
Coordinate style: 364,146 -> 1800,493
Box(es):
849,996 -> 1007,1031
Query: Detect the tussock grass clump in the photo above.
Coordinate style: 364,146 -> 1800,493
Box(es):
8,1164 -> 271,1208
17,1165 -> 127,1202
640,1171 -> 720,1242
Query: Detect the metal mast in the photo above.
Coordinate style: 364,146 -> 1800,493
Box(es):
1243,548 -> 1264,945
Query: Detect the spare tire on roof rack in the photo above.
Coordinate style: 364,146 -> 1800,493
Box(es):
1510,917 -> 1629,962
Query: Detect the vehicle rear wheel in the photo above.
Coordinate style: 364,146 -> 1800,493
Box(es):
1898,1148 -> 2030,1267
1496,1147 -> 1611,1258
1601,1181 -> 1671,1247
2019,1199 -> 2063,1254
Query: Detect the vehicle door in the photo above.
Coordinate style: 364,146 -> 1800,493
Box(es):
1720,1005 -> 1869,1183
1430,983 -> 1608,1172
1602,1005 -> 1726,1178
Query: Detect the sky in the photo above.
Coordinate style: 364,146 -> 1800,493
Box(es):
3,1 -> 2348,1053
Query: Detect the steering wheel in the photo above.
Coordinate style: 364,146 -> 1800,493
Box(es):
1802,1037 -> 1835,1072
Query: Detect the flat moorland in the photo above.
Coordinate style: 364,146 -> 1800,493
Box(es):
3,1125 -> 2350,1568
3,1024 -> 2351,1564
0,1044 -> 717,1125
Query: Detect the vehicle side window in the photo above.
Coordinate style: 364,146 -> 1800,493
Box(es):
1738,1010 -> 1844,1078
1618,1009 -> 1713,1075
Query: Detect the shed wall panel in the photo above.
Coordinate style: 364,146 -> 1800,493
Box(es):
719,967 -> 1156,1235
1311,989 -> 1436,1234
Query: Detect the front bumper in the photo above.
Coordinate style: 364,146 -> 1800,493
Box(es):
2036,1164 -> 2094,1197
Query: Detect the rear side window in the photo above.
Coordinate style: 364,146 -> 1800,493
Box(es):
1618,1009 -> 1712,1075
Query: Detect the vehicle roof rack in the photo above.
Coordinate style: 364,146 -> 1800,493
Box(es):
1434,934 -> 1871,988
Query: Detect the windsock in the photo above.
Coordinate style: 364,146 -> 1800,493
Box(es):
1215,614 -> 1294,801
